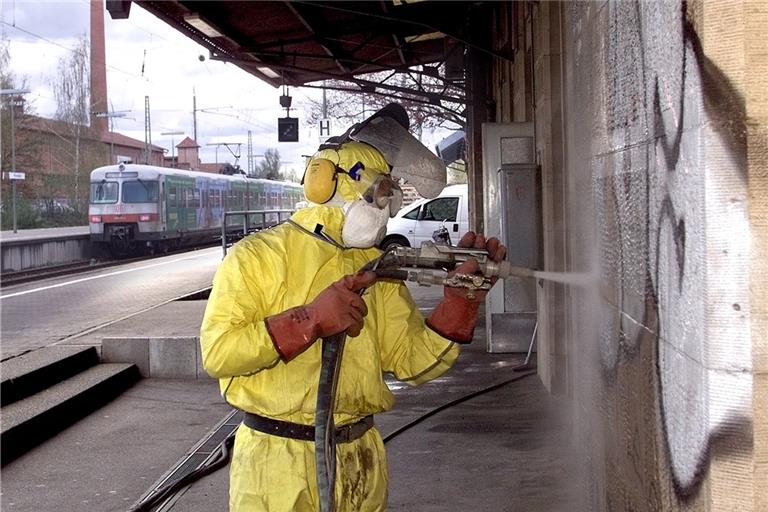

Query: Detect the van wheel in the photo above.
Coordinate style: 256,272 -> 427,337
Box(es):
380,236 -> 410,252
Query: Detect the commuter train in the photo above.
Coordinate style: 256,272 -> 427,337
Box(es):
89,163 -> 304,256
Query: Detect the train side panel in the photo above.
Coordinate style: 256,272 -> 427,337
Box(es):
89,164 -> 301,255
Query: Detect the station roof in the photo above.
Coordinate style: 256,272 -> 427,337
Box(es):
109,1 -> 473,100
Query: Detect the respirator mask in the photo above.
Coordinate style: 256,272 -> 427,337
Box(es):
341,171 -> 403,248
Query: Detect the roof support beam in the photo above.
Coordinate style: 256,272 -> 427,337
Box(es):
211,55 -> 466,105
379,0 -> 408,66
244,49 -> 461,89
283,1 -> 352,75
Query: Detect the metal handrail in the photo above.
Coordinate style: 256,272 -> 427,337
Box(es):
221,209 -> 293,256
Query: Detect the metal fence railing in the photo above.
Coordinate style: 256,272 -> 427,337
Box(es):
221,209 -> 293,256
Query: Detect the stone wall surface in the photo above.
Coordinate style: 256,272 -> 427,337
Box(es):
536,0 -> 764,509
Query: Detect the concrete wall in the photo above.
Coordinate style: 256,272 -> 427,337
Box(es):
1,233 -> 92,272
490,0 -> 765,509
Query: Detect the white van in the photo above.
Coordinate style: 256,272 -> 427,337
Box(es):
380,184 -> 469,251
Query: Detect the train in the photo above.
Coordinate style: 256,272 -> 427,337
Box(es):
88,163 -> 304,256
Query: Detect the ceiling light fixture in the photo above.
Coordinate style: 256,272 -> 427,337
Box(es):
257,67 -> 280,79
405,31 -> 445,43
184,13 -> 223,38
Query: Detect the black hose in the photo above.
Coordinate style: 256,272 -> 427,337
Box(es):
383,370 -> 537,444
372,269 -> 409,281
315,335 -> 345,512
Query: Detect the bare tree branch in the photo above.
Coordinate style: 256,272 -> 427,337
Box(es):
300,65 -> 465,140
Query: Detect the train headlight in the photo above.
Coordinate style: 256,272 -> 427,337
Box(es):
139,214 -> 152,222
90,215 -> 102,223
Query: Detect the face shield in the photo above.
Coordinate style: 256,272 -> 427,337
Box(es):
348,115 -> 447,199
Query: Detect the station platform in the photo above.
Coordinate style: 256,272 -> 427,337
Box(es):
0,226 -> 89,242
1,284 -> 576,512
1,226 -> 92,274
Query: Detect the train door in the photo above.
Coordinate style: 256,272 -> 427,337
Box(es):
167,179 -> 179,232
160,177 -> 168,233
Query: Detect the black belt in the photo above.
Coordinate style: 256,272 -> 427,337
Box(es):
243,412 -> 374,443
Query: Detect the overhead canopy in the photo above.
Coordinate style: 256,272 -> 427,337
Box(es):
112,1 -> 474,103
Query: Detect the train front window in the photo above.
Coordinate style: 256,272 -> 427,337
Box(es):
90,181 -> 118,204
123,180 -> 159,203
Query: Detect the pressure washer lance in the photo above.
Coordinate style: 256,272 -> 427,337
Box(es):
373,241 -> 534,298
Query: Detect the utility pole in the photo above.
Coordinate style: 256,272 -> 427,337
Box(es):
192,87 -> 198,142
247,130 -> 254,175
161,131 -> 184,168
322,81 -> 327,118
143,96 -> 152,164
1,88 -> 30,233
318,81 -> 331,142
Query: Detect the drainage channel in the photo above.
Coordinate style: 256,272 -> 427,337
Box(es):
130,409 -> 242,512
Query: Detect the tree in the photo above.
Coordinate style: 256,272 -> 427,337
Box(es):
50,34 -> 90,211
255,148 -> 282,180
301,66 -> 465,141
1,40 -> 39,175
1,39 -> 43,225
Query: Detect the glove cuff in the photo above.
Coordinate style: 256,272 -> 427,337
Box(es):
265,306 -> 319,361
426,294 -> 481,344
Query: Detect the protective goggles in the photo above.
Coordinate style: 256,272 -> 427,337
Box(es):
358,171 -> 403,217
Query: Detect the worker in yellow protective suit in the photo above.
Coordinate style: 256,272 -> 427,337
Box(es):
200,104 -> 506,511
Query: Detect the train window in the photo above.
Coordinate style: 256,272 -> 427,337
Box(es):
193,189 -> 201,207
169,186 -> 177,207
122,180 -> 159,203
90,181 -> 118,203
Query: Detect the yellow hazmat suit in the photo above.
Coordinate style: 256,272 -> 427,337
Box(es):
200,141 -> 460,511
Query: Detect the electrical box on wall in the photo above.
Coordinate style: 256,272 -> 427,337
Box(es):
482,122 -> 538,354
278,117 -> 299,142
500,163 -> 541,268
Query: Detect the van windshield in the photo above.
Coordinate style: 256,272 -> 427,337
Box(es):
90,181 -> 119,204
123,180 -> 159,203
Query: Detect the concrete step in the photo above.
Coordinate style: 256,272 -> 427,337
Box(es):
1,362 -> 141,465
1,346 -> 100,406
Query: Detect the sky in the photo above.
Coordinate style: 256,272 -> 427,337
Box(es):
0,0 -> 348,176
1,0 -> 453,179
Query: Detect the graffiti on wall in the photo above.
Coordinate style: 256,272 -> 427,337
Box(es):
593,0 -> 752,500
